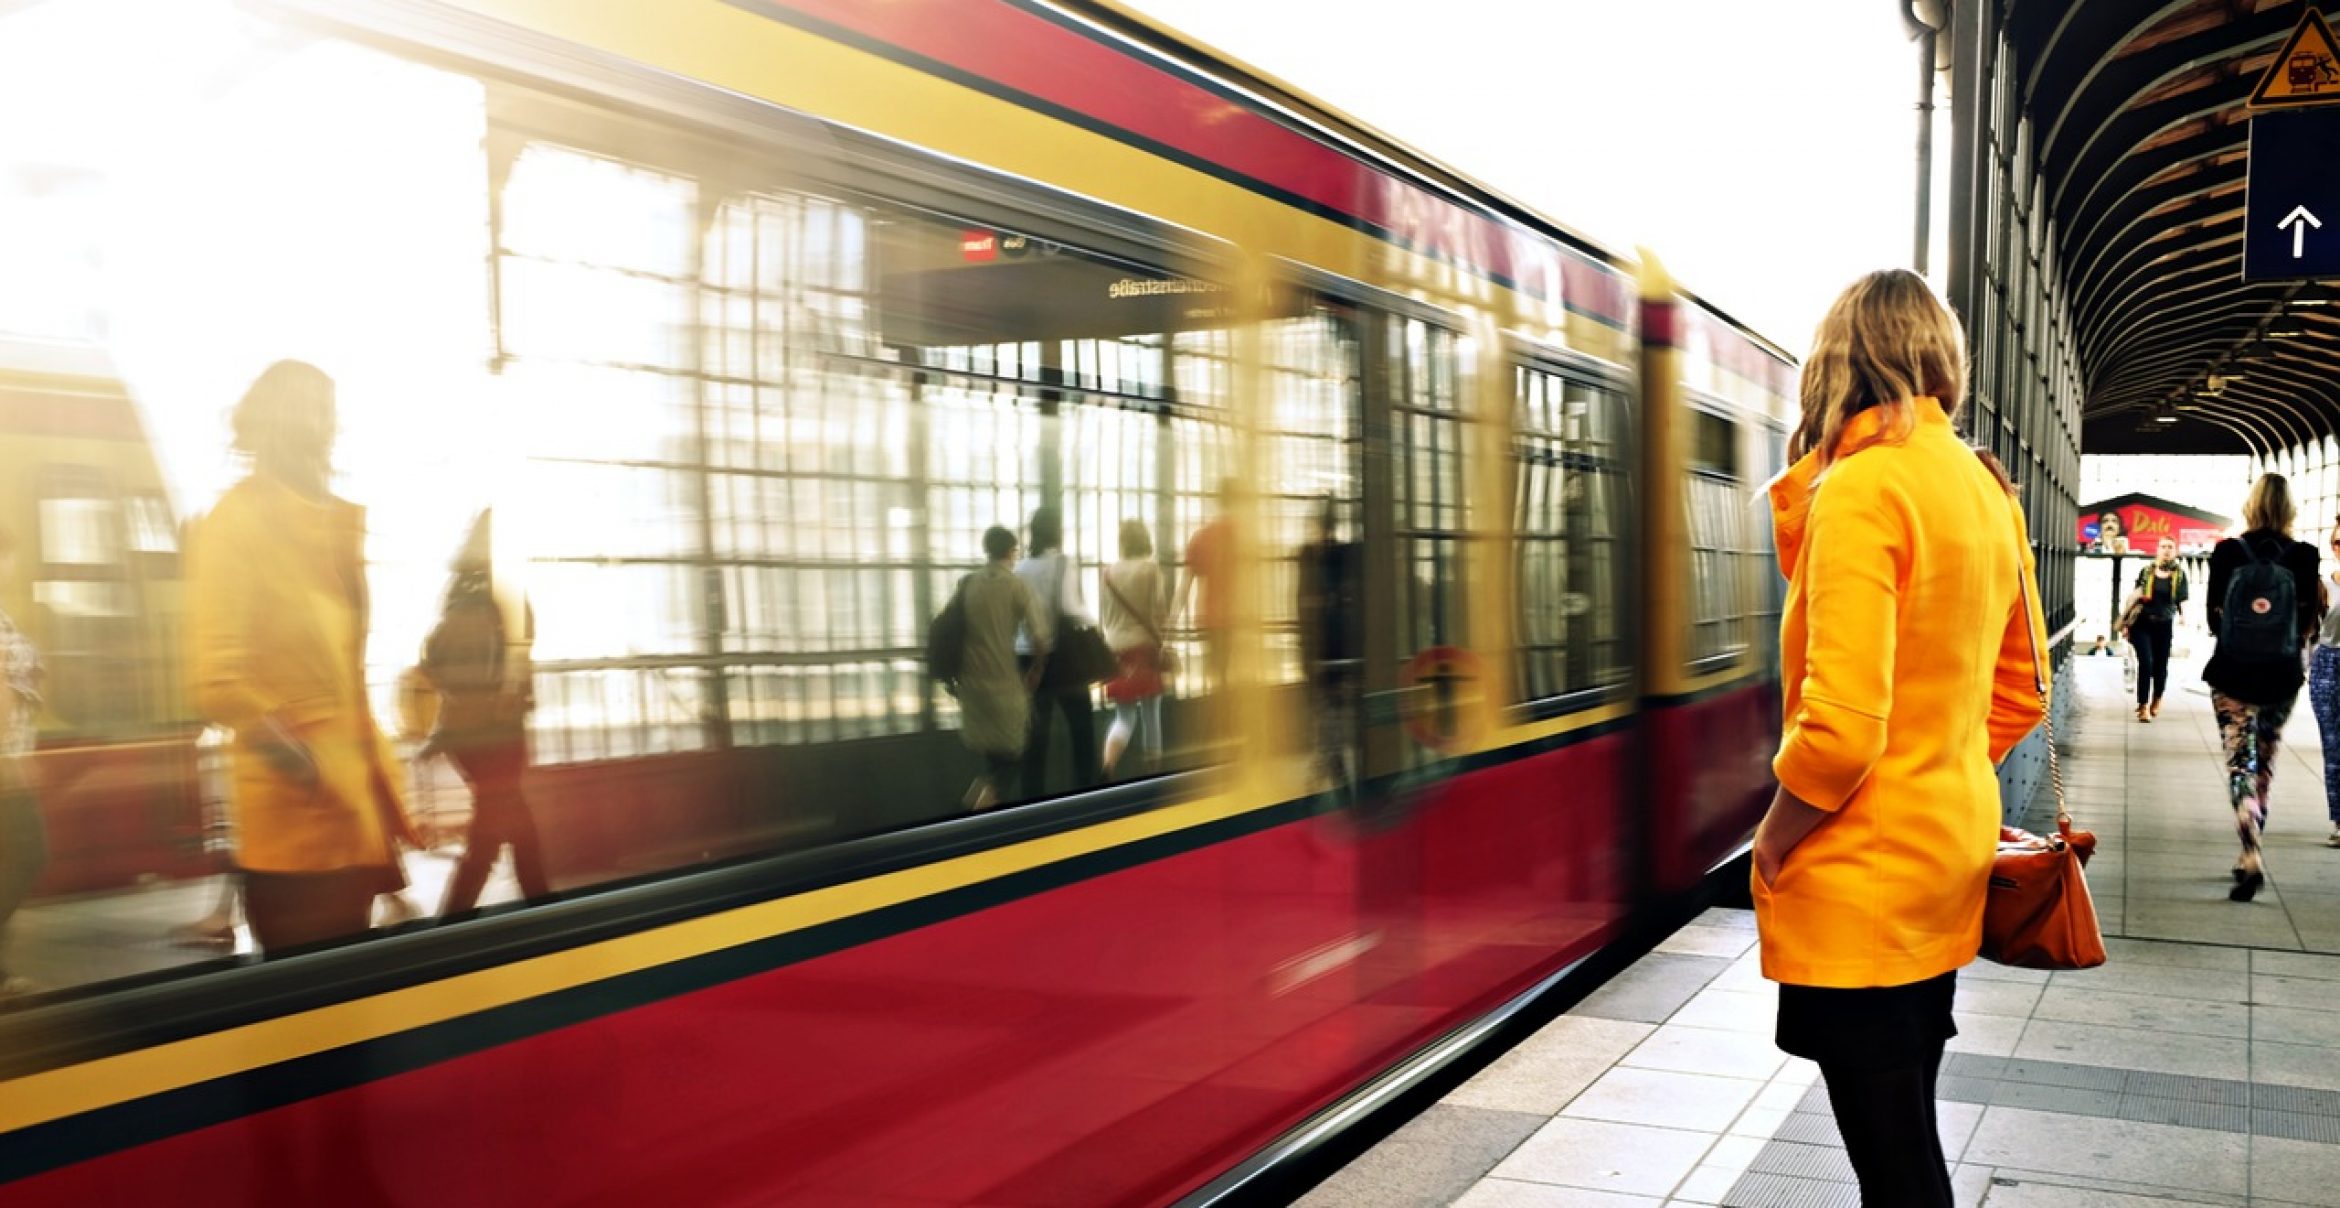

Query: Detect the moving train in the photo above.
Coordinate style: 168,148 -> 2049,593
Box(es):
0,0 -> 1794,1203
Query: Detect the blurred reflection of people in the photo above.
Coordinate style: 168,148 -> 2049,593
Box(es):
0,527 -> 47,998
962,525 -> 1050,811
1099,519 -> 1169,778
188,360 -> 415,953
1176,478 -> 1239,693
1017,506 -> 1099,796
1298,499 -> 1361,792
421,510 -> 550,916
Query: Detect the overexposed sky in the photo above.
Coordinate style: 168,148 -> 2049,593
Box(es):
1122,0 -> 1927,349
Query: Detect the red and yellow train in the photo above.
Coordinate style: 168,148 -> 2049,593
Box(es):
0,0 -> 1793,1203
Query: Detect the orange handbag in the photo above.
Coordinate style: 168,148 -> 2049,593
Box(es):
1981,524 -> 2108,970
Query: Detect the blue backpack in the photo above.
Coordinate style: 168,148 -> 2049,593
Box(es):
2218,539 -> 2299,663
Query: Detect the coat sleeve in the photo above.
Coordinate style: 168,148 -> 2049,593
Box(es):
1988,502 -> 2050,763
186,499 -> 286,730
1771,465 -> 1909,812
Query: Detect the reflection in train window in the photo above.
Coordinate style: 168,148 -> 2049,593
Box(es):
1262,309 -> 1361,685
1390,316 -> 1467,662
1513,366 -> 1629,702
1685,409 -> 1753,665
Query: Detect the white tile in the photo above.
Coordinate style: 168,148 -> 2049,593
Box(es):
2012,1019 -> 2247,1081
1489,1117 -> 1714,1198
1699,1133 -> 1763,1177
1656,925 -> 1757,959
1955,977 -> 2045,1017
1962,1107 -> 2248,1196
2254,1040 -> 2340,1092
1446,1052 -> 1614,1116
1946,1010 -> 2028,1057
1559,1066 -> 1762,1133
1728,1105 -> 1789,1138
1665,986 -> 1774,1035
1451,1177 -> 1660,1207
2047,962 -> 2243,1002
1937,1100 -> 1985,1163
1620,1023 -> 1787,1081
1666,1164 -> 1739,1205
2255,1134 -> 2340,1207
1975,1181 -> 2232,1207
1773,1058 -> 1821,1089
1950,1164 -> 1993,1208
2032,985 -> 2251,1038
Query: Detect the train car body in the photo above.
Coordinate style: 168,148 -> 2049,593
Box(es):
0,1 -> 1793,1204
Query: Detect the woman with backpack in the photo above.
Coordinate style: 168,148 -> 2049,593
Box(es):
2204,473 -> 2324,902
420,510 -> 551,916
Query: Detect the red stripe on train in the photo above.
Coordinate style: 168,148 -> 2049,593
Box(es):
753,0 -> 1631,323
6,734 -> 1631,1205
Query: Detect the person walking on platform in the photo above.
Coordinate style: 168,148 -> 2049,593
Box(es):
1016,507 -> 1100,797
1099,519 -> 1169,779
958,525 -> 1050,811
0,527 -> 47,998
188,360 -> 416,953
420,510 -> 551,917
1752,270 -> 2046,1208
2310,530 -> 2340,848
2205,475 -> 2323,901
2123,536 -> 2188,721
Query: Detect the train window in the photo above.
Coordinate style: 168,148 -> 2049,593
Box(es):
1390,316 -> 1468,660
1263,309 -> 1362,686
1512,365 -> 1629,703
0,10 -> 1280,998
1685,409 -> 1753,666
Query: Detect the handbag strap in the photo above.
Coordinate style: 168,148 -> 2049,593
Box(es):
2005,478 -> 2072,833
1103,566 -> 1165,648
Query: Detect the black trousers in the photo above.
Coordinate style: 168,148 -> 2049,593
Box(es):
1779,973 -> 1956,1207
2132,618 -> 2174,707
1023,684 -> 1098,799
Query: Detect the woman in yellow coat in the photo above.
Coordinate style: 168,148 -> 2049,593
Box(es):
1752,271 -> 2047,1206
188,360 -> 412,953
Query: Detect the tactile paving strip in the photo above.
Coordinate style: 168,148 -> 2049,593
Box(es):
1728,1054 -> 2340,1202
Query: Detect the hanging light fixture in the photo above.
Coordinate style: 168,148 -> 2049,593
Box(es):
2270,309 -> 2309,339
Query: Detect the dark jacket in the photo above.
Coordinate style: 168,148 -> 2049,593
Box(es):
2204,530 -> 2322,705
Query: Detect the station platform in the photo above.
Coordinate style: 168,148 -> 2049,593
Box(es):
1299,653 -> 2340,1207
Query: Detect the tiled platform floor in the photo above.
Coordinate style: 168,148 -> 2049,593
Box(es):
1301,653 -> 2340,1206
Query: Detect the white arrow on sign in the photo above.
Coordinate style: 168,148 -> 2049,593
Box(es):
2281,205 -> 2325,258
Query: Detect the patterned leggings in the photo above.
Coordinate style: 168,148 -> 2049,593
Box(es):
2212,690 -> 2297,873
2312,647 -> 2340,824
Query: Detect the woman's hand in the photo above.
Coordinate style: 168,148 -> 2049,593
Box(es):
1754,784 -> 1828,889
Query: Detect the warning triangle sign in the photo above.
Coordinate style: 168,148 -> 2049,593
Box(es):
2252,7 -> 2340,108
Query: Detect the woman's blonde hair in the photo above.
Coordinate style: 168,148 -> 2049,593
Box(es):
2244,473 -> 2296,534
1119,518 -> 1152,559
1789,269 -> 1968,472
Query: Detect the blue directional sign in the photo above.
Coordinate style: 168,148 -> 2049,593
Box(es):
2245,108 -> 2340,283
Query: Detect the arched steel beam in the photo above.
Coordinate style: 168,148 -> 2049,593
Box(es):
2071,210 -> 2244,334
2065,153 -> 2246,306
2038,3 -> 2290,182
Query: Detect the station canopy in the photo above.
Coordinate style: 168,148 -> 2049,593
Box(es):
2014,2 -> 2340,453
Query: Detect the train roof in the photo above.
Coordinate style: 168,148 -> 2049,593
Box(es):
1056,0 -> 1799,368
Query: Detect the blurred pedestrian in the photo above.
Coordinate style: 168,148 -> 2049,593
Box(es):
2311,526 -> 2340,848
188,360 -> 415,953
1017,506 -> 1100,795
1753,270 -> 2046,1208
421,510 -> 550,916
2125,536 -> 2187,721
0,526 -> 47,998
1099,518 -> 1169,778
959,525 -> 1049,810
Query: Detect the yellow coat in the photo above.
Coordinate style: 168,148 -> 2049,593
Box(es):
1755,397 -> 2048,988
188,475 -> 411,874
